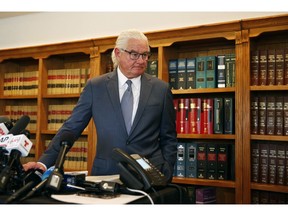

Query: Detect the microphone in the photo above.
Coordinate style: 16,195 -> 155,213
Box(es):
46,132 -> 76,191
0,118 -> 13,172
5,169 -> 43,204
0,134 -> 33,192
8,115 -> 30,136
19,166 -> 55,202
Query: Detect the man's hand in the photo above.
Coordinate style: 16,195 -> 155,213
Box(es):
23,162 -> 46,172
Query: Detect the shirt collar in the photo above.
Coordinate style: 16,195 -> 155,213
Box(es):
117,67 -> 141,90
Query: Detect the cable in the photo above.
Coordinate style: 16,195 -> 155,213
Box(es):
126,187 -> 154,204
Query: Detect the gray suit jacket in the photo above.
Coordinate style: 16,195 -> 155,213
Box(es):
39,70 -> 177,181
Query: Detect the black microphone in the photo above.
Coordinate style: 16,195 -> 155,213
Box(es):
5,169 -> 43,204
8,115 -> 30,135
46,132 -> 76,192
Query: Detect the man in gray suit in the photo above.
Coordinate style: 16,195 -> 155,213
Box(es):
24,29 -> 177,182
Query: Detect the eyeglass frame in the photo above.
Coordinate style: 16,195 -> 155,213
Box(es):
120,49 -> 152,61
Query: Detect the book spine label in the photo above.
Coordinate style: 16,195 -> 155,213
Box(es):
267,49 -> 276,85
206,56 -> 216,88
259,50 -> 268,85
207,143 -> 218,180
275,49 -> 284,85
177,58 -> 187,89
189,98 -> 201,134
217,143 -> 228,180
251,96 -> 259,134
197,142 -> 207,179
259,143 -> 269,184
168,59 -> 178,89
217,55 -> 226,88
251,50 -> 259,86
176,142 -> 186,177
275,96 -> 284,135
185,142 -> 197,178
224,97 -> 234,134
251,142 -> 260,183
258,96 -> 267,135
276,143 -> 285,185
266,96 -> 276,135
196,57 -> 206,89
186,58 -> 196,89
268,143 -> 277,184
213,98 -> 224,134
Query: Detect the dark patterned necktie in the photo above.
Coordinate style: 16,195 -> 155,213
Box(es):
121,80 -> 133,134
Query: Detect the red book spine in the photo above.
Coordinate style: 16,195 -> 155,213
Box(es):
184,98 -> 190,134
189,98 -> 201,134
177,98 -> 185,134
201,98 -> 213,134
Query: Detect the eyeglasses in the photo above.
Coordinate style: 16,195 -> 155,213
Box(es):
121,49 -> 152,61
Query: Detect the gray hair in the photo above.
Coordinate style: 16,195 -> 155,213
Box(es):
111,29 -> 149,69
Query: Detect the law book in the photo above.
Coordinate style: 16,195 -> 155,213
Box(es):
189,98 -> 201,134
186,58 -> 196,89
284,96 -> 288,135
185,142 -> 197,178
176,142 -> 186,177
196,56 -> 206,89
276,143 -> 286,185
206,56 -> 217,88
147,60 -> 158,78
251,96 -> 259,134
285,144 -> 288,186
197,142 -> 207,179
213,97 -> 224,134
266,96 -> 276,135
177,98 -> 185,134
267,49 -> 276,85
225,53 -> 236,87
224,97 -> 234,134
250,50 -> 259,86
275,96 -> 284,135
285,48 -> 288,85
258,96 -> 267,135
195,187 -> 216,204
268,142 -> 277,184
184,98 -> 190,134
217,55 -> 226,88
217,143 -> 229,180
177,58 -> 187,89
207,143 -> 218,180
259,142 -> 269,184
259,50 -> 268,86
201,98 -> 213,134
168,59 -> 178,90
275,49 -> 284,85
251,142 -> 260,183
173,98 -> 179,132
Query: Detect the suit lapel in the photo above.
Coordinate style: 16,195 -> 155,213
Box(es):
106,71 -> 127,134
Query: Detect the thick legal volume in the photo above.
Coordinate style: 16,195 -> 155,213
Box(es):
196,56 -> 206,89
189,98 -> 201,134
217,55 -> 226,88
146,60 -> 158,78
251,50 -> 259,86
217,143 -> 229,180
197,142 -> 207,179
258,96 -> 267,135
276,143 -> 285,185
259,143 -> 269,184
266,96 -> 276,135
275,49 -> 284,85
185,142 -> 197,178
267,49 -> 276,85
168,59 -> 178,90
207,143 -> 217,180
251,142 -> 260,183
268,142 -> 277,184
275,96 -> 284,135
177,58 -> 187,89
201,98 -> 213,134
259,50 -> 268,86
284,96 -> 288,135
186,58 -> 196,89
175,142 -> 186,177
206,56 -> 217,88
284,49 -> 288,85
251,96 -> 259,134
177,98 -> 185,134
213,98 -> 224,134
224,97 -> 234,134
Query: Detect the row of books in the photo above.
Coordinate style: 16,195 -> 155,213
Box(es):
174,97 -> 234,134
168,54 -> 236,90
3,71 -> 39,96
47,104 -> 74,130
251,141 -> 288,185
174,141 -> 235,180
251,190 -> 288,204
47,68 -> 90,95
145,60 -> 158,78
45,140 -> 88,171
250,49 -> 288,86
4,105 -> 37,131
251,95 -> 288,135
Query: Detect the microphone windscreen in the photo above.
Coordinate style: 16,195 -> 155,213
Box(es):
0,116 -> 10,124
60,131 -> 76,148
8,115 -> 30,135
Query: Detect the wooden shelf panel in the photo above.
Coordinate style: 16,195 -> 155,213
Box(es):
177,134 -> 235,139
251,183 -> 288,193
172,87 -> 235,95
172,177 -> 235,188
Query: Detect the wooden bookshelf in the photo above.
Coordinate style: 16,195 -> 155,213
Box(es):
0,13 -> 287,204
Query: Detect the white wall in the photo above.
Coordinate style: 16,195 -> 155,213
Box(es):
0,12 -> 286,50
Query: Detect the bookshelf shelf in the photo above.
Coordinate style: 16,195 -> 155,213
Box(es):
172,177 -> 235,188
0,14 -> 287,204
